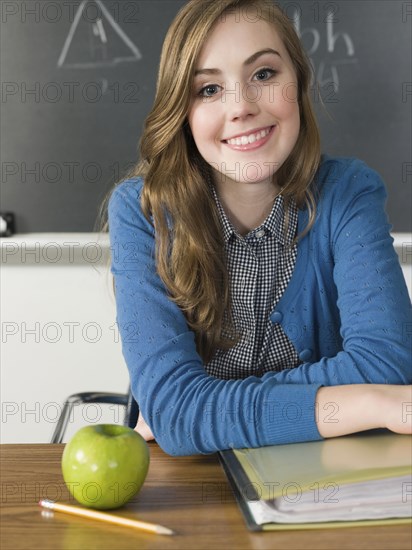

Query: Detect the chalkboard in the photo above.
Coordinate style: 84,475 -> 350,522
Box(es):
2,0 -> 411,232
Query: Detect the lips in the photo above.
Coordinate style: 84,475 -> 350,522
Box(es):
222,125 -> 275,151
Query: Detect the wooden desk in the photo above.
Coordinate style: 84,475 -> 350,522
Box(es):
1,443 -> 411,550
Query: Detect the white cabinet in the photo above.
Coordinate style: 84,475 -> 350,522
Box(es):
1,234 -> 129,443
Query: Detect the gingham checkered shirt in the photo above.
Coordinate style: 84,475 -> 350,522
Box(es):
206,186 -> 301,379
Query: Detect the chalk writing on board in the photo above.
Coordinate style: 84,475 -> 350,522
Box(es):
292,9 -> 357,93
57,0 -> 142,69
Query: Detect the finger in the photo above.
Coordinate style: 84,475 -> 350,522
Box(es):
134,423 -> 155,441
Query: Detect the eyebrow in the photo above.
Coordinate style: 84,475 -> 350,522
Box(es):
194,48 -> 281,77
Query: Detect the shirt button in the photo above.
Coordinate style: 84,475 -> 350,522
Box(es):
255,229 -> 265,238
270,311 -> 283,324
299,348 -> 312,362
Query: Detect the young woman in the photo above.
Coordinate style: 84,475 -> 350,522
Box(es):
104,0 -> 411,456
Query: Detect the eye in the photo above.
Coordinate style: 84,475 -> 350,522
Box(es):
254,68 -> 277,81
197,84 -> 221,97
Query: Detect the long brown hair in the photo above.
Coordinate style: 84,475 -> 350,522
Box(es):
98,0 -> 321,363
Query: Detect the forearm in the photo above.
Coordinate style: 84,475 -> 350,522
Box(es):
267,348 -> 411,387
133,339 -> 323,455
315,384 -> 412,438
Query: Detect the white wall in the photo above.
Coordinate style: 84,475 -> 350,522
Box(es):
1,233 -> 411,444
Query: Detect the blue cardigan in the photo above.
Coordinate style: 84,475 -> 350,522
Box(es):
108,156 -> 411,456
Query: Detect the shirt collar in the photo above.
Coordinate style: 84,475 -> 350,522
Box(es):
210,184 -> 235,243
210,183 -> 297,246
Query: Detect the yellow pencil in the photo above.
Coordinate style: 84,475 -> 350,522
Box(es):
39,499 -> 175,535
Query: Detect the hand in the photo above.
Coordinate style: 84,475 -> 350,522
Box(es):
315,384 -> 412,438
134,413 -> 155,441
378,384 -> 412,435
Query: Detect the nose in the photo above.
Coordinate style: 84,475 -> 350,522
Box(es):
224,82 -> 260,121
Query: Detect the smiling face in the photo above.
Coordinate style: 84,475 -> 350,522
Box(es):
188,13 -> 301,189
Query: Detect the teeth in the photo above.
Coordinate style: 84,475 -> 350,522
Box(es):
227,127 -> 271,146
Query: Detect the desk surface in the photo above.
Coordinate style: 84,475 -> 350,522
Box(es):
1,443 -> 411,550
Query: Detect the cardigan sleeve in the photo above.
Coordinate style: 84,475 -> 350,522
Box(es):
108,179 -> 323,456
264,160 -> 412,386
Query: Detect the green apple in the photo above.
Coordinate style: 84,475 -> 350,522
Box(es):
61,424 -> 150,510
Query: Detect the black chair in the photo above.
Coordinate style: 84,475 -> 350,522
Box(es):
50,389 -> 139,443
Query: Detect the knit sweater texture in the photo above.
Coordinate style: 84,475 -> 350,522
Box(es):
108,155 -> 412,456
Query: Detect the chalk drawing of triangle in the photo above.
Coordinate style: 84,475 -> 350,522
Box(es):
57,0 -> 142,68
